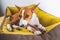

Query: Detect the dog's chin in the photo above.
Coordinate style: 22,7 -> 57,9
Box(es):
19,19 -> 28,26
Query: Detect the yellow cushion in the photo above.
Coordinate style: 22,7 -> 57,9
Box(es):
34,8 -> 60,26
1,4 -> 60,35
46,22 -> 60,33
6,7 -> 12,16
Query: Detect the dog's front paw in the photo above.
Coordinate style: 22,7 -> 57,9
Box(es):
41,27 -> 46,33
16,27 -> 21,30
39,27 -> 46,32
34,31 -> 42,35
39,27 -> 46,34
12,25 -> 21,30
27,26 -> 34,32
38,24 -> 46,32
7,24 -> 13,32
42,27 -> 46,31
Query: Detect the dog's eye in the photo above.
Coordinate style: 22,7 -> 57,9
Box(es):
19,15 -> 22,18
25,15 -> 29,18
24,15 -> 29,19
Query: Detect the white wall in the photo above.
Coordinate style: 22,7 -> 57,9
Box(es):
40,0 -> 60,17
0,0 -> 40,14
1,0 -> 60,17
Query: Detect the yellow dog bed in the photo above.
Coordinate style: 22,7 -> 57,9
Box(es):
1,5 -> 60,35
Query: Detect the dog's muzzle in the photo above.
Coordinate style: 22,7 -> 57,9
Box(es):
20,24 -> 24,27
19,19 -> 28,27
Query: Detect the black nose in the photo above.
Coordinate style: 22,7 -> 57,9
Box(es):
20,25 -> 24,27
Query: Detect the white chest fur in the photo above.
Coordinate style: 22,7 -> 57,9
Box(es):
29,13 -> 40,25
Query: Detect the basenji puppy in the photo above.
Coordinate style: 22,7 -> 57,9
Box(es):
7,3 -> 46,35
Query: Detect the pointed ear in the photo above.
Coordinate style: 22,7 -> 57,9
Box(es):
15,5 -> 21,11
31,3 -> 40,11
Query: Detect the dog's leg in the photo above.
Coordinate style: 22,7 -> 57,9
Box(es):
12,25 -> 22,30
7,24 -> 13,32
27,26 -> 34,32
38,24 -> 46,31
7,16 -> 14,32
38,24 -> 46,34
27,26 -> 42,35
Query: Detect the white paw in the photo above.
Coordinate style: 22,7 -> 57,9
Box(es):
34,31 -> 42,35
7,24 -> 12,31
12,25 -> 19,28
12,25 -> 22,28
38,25 -> 46,31
41,27 -> 46,31
27,26 -> 33,32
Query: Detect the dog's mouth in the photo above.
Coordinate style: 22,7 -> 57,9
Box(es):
20,25 -> 24,27
19,19 -> 28,27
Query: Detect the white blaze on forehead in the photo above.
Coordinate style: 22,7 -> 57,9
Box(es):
22,9 -> 25,16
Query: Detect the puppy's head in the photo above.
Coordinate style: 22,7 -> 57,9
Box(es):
15,3 -> 40,27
